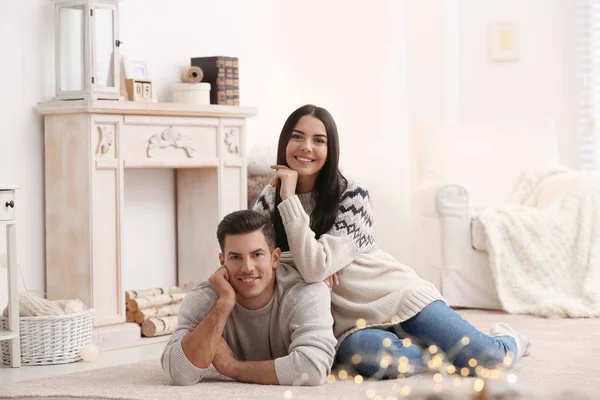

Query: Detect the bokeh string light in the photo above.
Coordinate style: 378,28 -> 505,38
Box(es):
283,329 -> 523,399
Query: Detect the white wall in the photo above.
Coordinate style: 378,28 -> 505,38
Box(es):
459,0 -> 578,167
0,0 -> 51,308
0,0 -> 580,308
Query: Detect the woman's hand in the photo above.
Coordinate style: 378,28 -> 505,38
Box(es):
324,273 -> 339,288
270,165 -> 298,200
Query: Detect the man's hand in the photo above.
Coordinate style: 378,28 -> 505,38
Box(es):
212,337 -> 236,377
208,266 -> 236,306
270,165 -> 298,200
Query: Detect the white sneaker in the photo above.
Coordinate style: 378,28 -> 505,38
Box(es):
490,322 -> 531,359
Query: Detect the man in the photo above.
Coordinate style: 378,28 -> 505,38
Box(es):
161,210 -> 337,386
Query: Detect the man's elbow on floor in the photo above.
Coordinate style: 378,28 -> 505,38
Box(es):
168,374 -> 202,386
161,357 -> 203,386
301,366 -> 329,386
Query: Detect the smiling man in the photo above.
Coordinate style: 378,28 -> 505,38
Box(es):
160,209 -> 337,386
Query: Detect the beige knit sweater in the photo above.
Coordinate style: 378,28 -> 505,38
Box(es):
253,181 -> 445,344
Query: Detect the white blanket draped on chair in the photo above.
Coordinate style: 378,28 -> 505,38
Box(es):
479,166 -> 600,318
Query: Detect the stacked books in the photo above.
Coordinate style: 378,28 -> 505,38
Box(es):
190,56 -> 239,105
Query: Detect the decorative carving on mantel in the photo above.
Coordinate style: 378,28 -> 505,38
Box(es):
224,128 -> 239,155
146,128 -> 195,158
96,125 -> 114,155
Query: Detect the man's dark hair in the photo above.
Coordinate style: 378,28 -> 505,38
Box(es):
216,210 -> 277,252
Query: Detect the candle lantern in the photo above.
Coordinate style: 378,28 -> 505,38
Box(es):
52,0 -> 123,101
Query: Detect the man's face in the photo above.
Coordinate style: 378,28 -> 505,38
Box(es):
219,229 -> 281,310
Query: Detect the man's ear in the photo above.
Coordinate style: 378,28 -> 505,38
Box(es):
219,253 -> 225,266
271,247 -> 281,269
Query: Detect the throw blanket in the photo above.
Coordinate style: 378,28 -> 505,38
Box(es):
478,166 -> 600,318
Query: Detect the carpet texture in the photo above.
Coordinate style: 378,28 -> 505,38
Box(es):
2,310 -> 599,399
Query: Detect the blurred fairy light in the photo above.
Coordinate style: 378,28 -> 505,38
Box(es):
301,372 -> 309,381
283,390 -> 293,399
356,318 -> 367,328
380,355 -> 392,368
473,378 -> 485,392
316,332 -> 524,399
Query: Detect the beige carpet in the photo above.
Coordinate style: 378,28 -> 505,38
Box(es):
2,310 -> 599,399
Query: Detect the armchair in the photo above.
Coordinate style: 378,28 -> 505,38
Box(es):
410,121 -> 559,309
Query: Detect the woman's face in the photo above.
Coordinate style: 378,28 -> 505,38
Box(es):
285,115 -> 328,179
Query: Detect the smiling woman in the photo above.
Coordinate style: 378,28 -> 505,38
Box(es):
270,105 -> 345,252
284,116 -> 329,192
252,104 -> 531,381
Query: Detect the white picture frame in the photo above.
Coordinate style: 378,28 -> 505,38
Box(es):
122,56 -> 149,79
489,22 -> 519,62
121,55 -> 157,102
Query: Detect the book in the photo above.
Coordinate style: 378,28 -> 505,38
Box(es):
232,58 -> 239,105
225,58 -> 234,105
190,56 -> 227,105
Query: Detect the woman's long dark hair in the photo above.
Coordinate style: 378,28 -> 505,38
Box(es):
274,104 -> 347,251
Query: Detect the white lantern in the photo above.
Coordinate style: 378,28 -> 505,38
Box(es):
52,0 -> 123,101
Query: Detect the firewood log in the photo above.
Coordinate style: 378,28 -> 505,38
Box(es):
125,288 -> 164,302
126,311 -> 135,322
134,303 -> 181,324
141,315 -> 178,337
127,293 -> 185,312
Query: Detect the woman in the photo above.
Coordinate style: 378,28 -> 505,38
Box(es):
253,104 -> 530,379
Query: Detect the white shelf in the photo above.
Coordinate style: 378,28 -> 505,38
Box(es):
0,329 -> 18,341
37,99 -> 258,119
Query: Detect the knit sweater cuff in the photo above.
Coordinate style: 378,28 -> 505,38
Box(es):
274,356 -> 296,385
169,339 -> 208,384
278,195 -> 308,225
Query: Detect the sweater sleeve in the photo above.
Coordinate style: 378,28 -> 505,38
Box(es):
160,289 -> 215,386
277,182 -> 375,283
252,184 -> 275,219
274,282 -> 337,385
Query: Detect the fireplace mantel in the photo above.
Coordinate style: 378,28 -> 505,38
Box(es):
38,100 -> 257,327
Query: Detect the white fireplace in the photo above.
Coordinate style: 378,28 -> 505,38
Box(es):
37,100 -> 257,332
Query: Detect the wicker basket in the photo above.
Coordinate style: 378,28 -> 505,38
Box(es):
0,310 -> 94,366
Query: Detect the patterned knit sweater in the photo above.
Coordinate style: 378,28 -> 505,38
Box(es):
253,180 -> 445,344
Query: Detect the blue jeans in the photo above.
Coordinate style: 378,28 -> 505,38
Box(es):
336,300 -> 517,379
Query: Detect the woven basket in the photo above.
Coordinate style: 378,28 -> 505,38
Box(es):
0,310 -> 94,366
